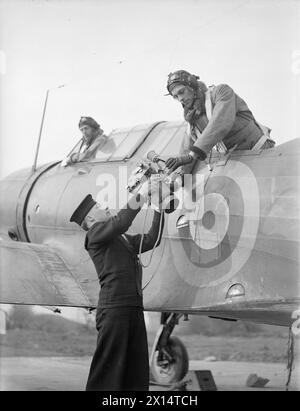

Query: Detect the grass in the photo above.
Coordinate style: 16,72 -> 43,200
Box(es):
0,309 -> 290,363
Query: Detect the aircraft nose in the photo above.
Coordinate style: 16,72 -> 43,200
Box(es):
0,168 -> 32,241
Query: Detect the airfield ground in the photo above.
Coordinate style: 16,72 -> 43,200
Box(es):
0,357 -> 299,391
0,309 -> 299,391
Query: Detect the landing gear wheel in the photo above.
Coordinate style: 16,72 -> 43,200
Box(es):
150,336 -> 189,384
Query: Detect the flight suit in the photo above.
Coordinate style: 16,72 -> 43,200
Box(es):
85,196 -> 164,391
180,83 -> 275,173
71,133 -> 110,163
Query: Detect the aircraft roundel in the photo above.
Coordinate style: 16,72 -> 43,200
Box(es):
167,160 -> 260,288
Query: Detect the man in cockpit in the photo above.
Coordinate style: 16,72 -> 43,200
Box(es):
65,116 -> 109,165
164,70 -> 275,175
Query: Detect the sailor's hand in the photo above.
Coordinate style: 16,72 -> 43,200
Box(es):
165,154 -> 193,172
149,177 -> 164,213
138,180 -> 150,200
137,177 -> 161,203
149,176 -> 161,194
167,171 -> 183,192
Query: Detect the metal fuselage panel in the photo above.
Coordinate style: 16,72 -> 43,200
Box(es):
0,169 -> 30,239
0,162 -> 59,241
143,140 -> 300,325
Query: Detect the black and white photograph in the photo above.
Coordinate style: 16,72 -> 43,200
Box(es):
0,0 -> 299,394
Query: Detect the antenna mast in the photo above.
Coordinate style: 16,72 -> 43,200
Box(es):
32,84 -> 65,173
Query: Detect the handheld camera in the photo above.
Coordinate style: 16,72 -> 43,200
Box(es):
126,151 -> 180,214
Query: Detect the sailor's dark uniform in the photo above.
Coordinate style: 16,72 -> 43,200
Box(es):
85,198 -> 163,391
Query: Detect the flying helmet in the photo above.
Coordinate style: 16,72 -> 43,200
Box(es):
78,116 -> 100,130
166,70 -> 199,95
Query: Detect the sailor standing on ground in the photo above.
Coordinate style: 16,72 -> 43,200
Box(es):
65,116 -> 111,165
164,70 -> 275,175
69,180 -> 164,391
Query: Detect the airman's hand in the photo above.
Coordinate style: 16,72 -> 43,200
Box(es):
165,154 -> 193,172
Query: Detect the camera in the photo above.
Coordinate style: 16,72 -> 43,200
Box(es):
126,152 -> 179,214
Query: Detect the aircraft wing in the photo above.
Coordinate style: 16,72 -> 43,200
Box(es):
0,240 -> 91,307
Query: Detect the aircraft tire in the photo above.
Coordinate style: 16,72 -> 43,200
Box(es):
150,336 -> 189,385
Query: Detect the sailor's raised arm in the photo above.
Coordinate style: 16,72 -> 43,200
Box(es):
85,193 -> 146,248
125,210 -> 164,253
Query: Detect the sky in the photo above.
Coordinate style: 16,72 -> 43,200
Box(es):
0,0 -> 299,180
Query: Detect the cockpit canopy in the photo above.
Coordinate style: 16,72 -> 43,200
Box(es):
67,121 -> 207,163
